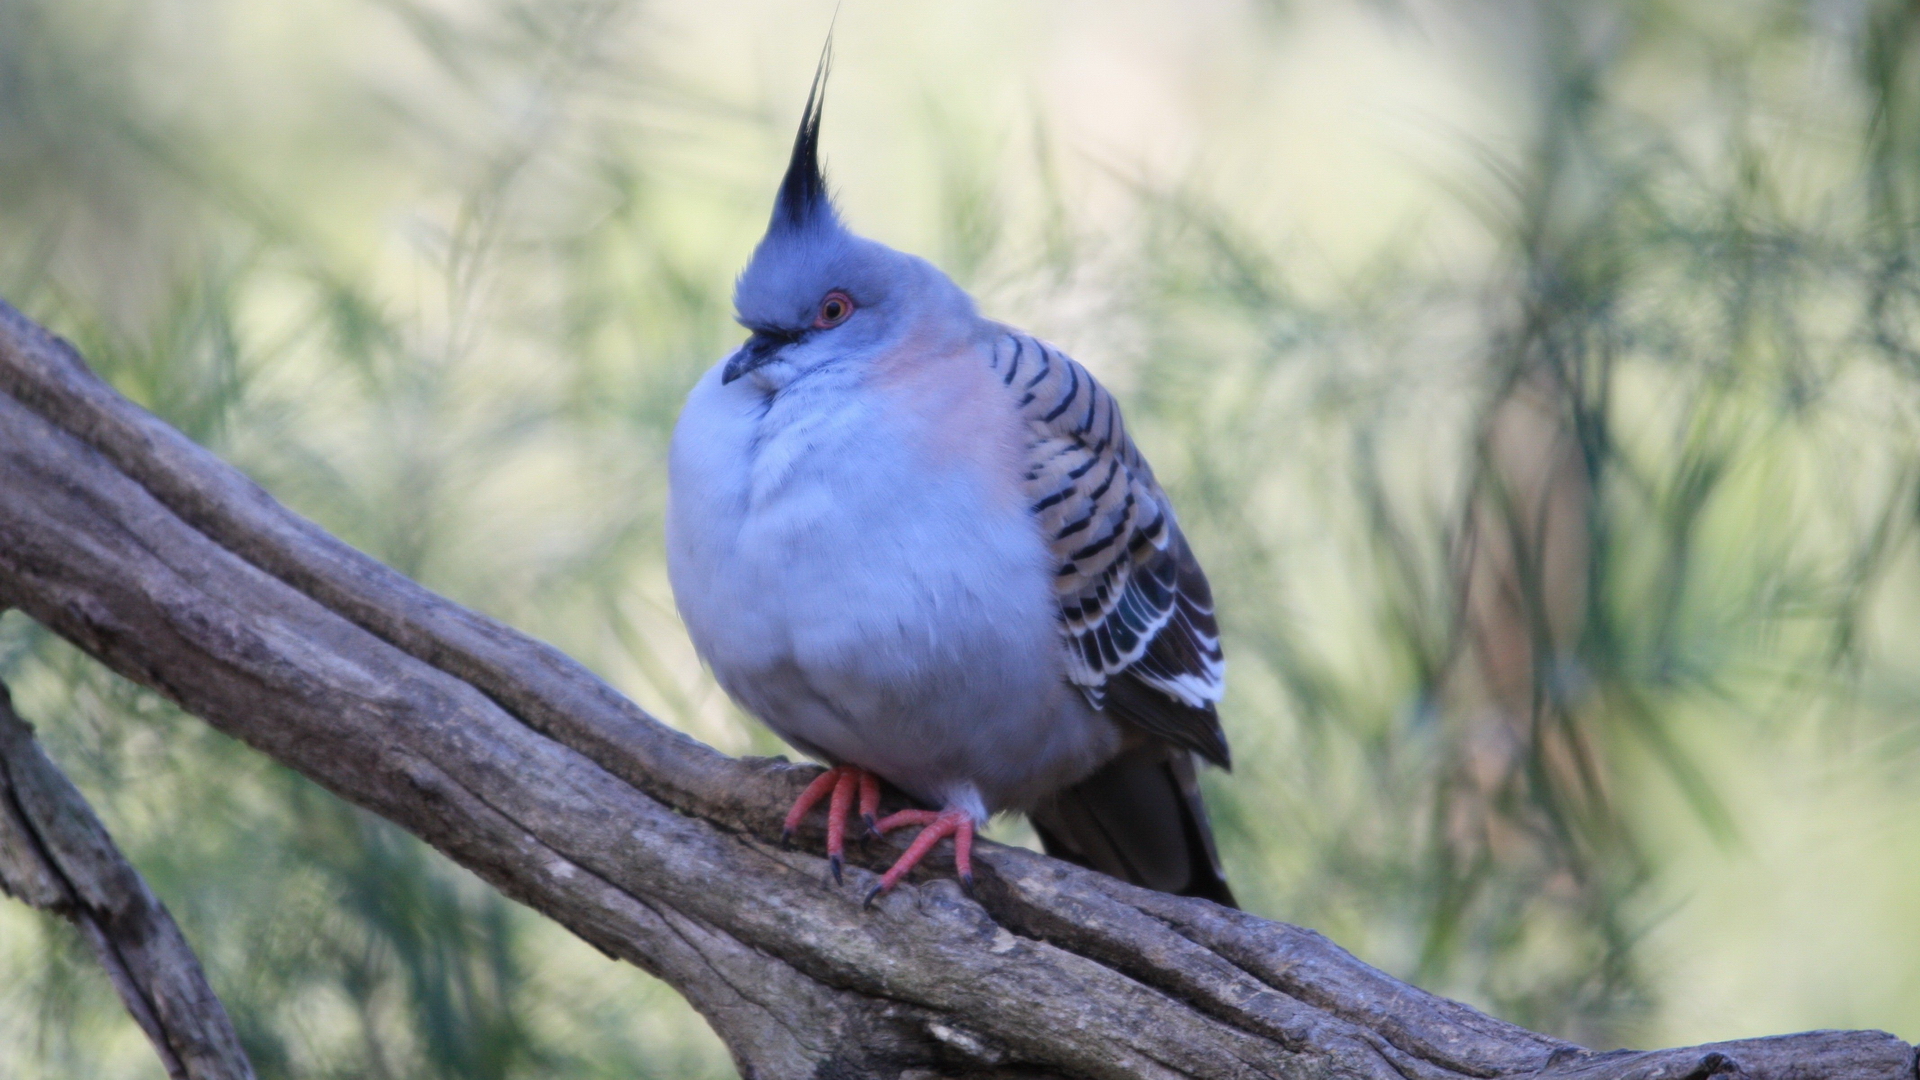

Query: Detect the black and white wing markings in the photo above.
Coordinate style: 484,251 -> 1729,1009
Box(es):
990,332 -> 1230,769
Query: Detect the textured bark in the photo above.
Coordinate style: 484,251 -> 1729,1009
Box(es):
0,684 -> 256,1080
0,295 -> 1911,1079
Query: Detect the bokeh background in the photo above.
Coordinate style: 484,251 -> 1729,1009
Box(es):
5,0 -> 1920,1075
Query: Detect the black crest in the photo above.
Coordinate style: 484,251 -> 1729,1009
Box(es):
772,37 -> 836,234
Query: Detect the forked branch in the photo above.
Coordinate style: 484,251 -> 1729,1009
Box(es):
0,297 -> 1910,1079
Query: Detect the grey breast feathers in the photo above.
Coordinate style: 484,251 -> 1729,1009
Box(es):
988,332 -> 1231,770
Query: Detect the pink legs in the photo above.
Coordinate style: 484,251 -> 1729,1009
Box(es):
782,765 -> 880,884
783,766 -> 976,902
864,808 -> 974,906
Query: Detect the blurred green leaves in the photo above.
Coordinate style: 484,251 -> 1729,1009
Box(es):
6,0 -> 1920,1075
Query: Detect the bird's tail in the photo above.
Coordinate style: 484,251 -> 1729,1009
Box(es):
1028,742 -> 1237,908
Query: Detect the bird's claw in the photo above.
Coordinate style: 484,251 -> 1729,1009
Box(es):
865,808 -> 975,901
781,767 -> 975,904
783,764 -> 882,887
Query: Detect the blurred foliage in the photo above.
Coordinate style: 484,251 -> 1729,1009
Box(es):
5,0 -> 1920,1076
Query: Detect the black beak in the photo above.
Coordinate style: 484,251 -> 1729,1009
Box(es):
722,329 -> 800,384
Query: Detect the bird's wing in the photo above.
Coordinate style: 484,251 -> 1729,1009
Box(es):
990,332 -> 1230,769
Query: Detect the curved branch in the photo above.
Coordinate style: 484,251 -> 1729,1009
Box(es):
0,683 -> 256,1080
0,297 -> 1910,1079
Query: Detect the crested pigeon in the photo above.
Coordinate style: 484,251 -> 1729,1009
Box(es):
667,52 -> 1235,907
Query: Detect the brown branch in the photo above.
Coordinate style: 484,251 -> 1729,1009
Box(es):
0,683 -> 256,1080
0,294 -> 1910,1079
1444,356 -> 1611,881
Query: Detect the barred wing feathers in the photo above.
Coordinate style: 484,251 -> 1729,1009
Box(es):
989,332 -> 1230,769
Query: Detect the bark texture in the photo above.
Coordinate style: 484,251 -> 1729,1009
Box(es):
0,684 -> 256,1080
0,295 -> 1912,1079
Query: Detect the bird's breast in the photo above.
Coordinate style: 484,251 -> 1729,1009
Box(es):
667,359 -> 1059,720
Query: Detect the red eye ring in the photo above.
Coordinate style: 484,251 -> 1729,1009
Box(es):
813,290 -> 855,329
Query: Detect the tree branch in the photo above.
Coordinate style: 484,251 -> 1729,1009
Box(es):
0,295 -> 1910,1078
0,682 -> 256,1080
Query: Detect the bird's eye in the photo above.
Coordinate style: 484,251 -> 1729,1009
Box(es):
813,290 -> 854,329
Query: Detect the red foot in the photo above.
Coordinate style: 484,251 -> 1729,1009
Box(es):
781,765 -> 881,884
864,808 -> 975,905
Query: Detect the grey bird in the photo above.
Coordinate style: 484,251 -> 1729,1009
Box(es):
666,52 -> 1235,906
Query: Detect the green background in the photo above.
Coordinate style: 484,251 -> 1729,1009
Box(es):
5,1 -> 1920,1075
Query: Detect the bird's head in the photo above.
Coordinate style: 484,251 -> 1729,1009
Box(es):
725,47 -> 977,391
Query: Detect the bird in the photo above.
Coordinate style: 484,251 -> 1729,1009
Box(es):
666,49 -> 1235,908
